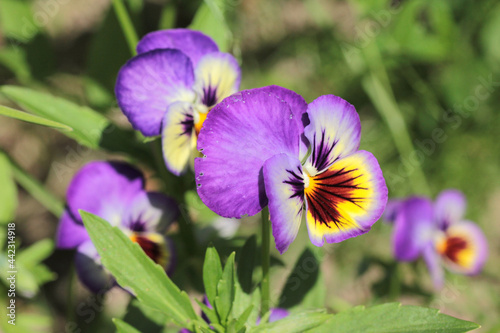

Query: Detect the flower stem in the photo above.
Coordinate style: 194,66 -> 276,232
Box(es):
261,207 -> 271,316
111,0 -> 139,56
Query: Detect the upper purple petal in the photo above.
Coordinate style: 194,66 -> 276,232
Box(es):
254,85 -> 309,158
66,161 -> 144,225
392,197 -> 436,261
136,29 -> 219,66
116,49 -> 196,136
434,189 -> 466,230
56,210 -> 89,249
195,89 -> 301,218
303,95 -> 361,174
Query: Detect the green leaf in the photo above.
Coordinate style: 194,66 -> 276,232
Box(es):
0,86 -> 154,165
17,239 -> 54,266
80,211 -> 202,330
232,304 -> 254,332
113,318 -> 142,333
189,0 -> 233,52
215,252 -> 236,324
0,151 -> 17,224
0,0 -> 38,41
0,104 -> 73,131
203,245 -> 223,308
1,86 -> 107,148
237,235 -> 257,294
279,248 -> 320,309
252,310 -> 332,333
310,303 -> 480,333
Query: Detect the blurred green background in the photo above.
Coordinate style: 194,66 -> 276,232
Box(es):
0,0 -> 499,332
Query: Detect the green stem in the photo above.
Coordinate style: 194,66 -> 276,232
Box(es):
261,207 -> 270,316
111,0 -> 139,56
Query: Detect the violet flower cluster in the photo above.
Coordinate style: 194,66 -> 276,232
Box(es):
386,189 -> 488,289
195,86 -> 388,253
56,161 -> 178,292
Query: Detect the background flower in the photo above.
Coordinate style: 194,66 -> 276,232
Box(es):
56,161 -> 178,292
389,189 -> 488,289
115,29 -> 241,175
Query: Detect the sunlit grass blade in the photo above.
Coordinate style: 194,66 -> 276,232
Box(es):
1,149 -> 64,217
0,104 -> 73,131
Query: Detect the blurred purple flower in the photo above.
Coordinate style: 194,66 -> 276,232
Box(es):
56,161 -> 178,292
389,189 -> 488,289
195,86 -> 387,253
115,29 -> 241,175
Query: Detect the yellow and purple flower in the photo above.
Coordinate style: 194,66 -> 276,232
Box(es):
56,161 -> 178,292
195,86 -> 388,253
387,189 -> 488,289
115,29 -> 241,175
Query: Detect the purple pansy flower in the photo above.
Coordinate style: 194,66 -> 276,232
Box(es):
56,161 -> 178,292
195,86 -> 388,253
115,29 -> 241,175
388,189 -> 488,289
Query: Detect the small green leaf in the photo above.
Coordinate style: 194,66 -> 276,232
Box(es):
17,239 -> 54,265
80,211 -> 202,330
252,310 -> 332,333
196,298 -> 219,327
233,304 -> 254,332
310,303 -> 480,333
237,235 -> 257,294
215,252 -> 236,324
113,318 -> 142,333
0,104 -> 73,131
203,245 -> 223,307
0,151 -> 17,224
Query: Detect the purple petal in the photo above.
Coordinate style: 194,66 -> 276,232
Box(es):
434,189 -> 466,230
56,210 -> 89,249
193,52 -> 241,107
382,199 -> 405,224
116,49 -> 196,136
75,240 -> 114,293
263,154 -> 305,254
255,85 -> 309,158
66,161 -> 144,225
269,308 -> 289,322
305,150 -> 387,246
392,197 -> 435,261
136,29 -> 219,66
195,89 -> 301,218
303,95 -> 361,174
161,102 -> 197,175
437,221 -> 488,275
123,191 -> 179,234
422,242 -> 444,290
